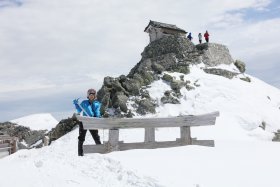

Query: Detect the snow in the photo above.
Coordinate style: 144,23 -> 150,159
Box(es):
10,113 -> 58,131
1,65 -> 280,187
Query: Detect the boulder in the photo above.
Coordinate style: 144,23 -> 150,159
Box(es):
234,60 -> 246,73
197,43 -> 234,66
162,74 -> 173,82
136,99 -> 156,115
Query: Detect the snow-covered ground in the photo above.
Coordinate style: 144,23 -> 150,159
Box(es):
10,113 -> 58,131
1,64 -> 280,187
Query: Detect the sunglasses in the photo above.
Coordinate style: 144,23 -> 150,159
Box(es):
89,93 -> 96,95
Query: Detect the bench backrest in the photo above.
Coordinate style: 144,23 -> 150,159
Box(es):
75,111 -> 219,129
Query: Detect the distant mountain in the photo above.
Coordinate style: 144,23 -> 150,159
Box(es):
10,113 -> 58,131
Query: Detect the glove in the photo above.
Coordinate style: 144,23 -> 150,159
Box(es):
73,98 -> 80,105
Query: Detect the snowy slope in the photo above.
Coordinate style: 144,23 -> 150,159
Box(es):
1,65 -> 280,187
0,128 -> 162,187
10,113 -> 58,131
142,64 -> 280,141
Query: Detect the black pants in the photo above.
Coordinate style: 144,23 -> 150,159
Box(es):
78,122 -> 101,156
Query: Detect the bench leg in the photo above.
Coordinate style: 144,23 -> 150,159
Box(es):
145,127 -> 155,143
107,129 -> 120,152
180,126 -> 191,144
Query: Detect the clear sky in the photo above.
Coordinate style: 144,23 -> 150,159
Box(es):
0,0 -> 279,121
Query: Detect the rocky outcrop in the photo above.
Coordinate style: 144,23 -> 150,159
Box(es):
47,117 -> 78,143
203,68 -> 239,79
0,116 -> 81,148
96,35 -> 244,117
196,43 -> 234,66
0,122 -> 47,149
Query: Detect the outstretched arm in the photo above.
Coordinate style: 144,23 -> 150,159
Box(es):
73,98 -> 82,113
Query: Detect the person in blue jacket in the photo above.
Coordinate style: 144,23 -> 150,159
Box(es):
73,88 -> 101,156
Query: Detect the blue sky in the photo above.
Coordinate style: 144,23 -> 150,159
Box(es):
0,0 -> 279,121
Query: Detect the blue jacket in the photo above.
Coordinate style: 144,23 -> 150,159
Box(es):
74,99 -> 101,117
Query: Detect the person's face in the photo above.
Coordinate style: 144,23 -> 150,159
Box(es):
88,93 -> 96,101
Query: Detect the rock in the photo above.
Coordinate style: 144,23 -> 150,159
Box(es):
170,80 -> 185,92
203,68 -> 239,79
234,60 -> 246,73
140,89 -> 151,98
136,99 -> 156,115
48,117 -> 78,143
272,129 -> 280,141
112,92 -> 128,113
141,35 -> 195,59
119,75 -> 127,83
122,79 -> 141,95
180,75 -> 185,81
161,91 -> 180,104
170,64 -> 190,74
162,74 -> 173,82
186,83 -> 195,91
140,71 -> 155,85
151,62 -> 165,74
240,77 -> 251,82
196,43 -> 234,66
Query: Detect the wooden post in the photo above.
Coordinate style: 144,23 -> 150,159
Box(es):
107,129 -> 120,152
180,126 -> 191,144
144,127 -> 155,142
43,136 -> 50,146
11,138 -> 18,154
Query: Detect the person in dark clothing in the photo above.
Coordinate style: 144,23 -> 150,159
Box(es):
198,33 -> 202,44
204,30 -> 209,43
187,32 -> 193,41
73,88 -> 101,156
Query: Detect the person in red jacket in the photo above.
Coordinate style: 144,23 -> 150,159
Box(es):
204,30 -> 209,43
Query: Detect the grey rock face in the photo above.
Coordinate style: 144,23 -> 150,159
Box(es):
203,68 -> 239,79
196,43 -> 234,66
141,35 -> 195,59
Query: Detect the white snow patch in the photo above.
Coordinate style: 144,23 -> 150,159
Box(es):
10,113 -> 58,131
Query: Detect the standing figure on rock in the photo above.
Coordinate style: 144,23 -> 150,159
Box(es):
204,30 -> 209,43
198,33 -> 202,44
73,88 -> 101,156
187,32 -> 193,41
